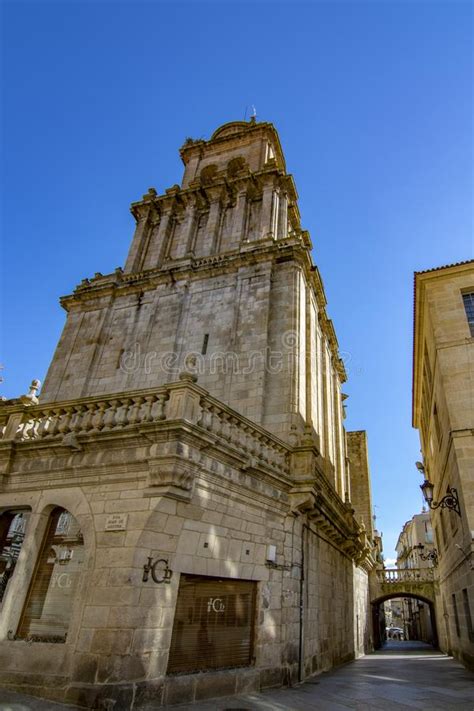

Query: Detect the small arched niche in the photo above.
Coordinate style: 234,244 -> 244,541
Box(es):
200,164 -> 219,186
227,156 -> 247,178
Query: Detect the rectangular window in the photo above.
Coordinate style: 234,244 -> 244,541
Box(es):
452,593 -> 460,637
462,589 -> 473,641
462,292 -> 474,337
167,574 -> 256,673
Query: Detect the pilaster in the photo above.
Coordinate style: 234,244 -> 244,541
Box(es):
142,199 -> 174,270
259,176 -> 277,240
202,185 -> 225,255
124,192 -> 159,274
230,181 -> 249,248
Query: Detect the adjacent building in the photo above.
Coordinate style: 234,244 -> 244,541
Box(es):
413,260 -> 474,668
395,511 -> 436,643
395,511 -> 436,571
0,119 -> 378,707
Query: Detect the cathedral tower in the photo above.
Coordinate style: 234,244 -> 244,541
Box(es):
42,119 -> 348,495
0,120 -> 376,708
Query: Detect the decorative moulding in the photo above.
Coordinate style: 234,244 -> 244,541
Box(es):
146,456 -> 200,501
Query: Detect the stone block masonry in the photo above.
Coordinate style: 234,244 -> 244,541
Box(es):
0,119 -> 378,707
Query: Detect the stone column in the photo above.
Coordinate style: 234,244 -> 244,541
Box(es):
277,191 -> 288,239
332,374 -> 344,498
259,181 -> 274,240
203,186 -> 224,255
173,195 -> 197,259
271,189 -> 279,238
142,201 -> 174,270
230,182 -> 249,248
124,199 -> 156,273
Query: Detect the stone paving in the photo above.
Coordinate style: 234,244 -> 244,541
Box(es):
0,642 -> 473,710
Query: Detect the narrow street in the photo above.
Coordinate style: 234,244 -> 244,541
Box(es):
166,642 -> 473,710
0,642 -> 472,711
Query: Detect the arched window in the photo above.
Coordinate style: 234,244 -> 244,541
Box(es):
0,510 -> 29,605
17,507 -> 84,642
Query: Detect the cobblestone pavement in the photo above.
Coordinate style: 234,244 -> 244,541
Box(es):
0,642 -> 473,710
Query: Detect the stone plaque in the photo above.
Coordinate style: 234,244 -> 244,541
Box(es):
104,513 -> 128,531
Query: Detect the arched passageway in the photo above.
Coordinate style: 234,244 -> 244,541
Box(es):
372,592 -> 438,650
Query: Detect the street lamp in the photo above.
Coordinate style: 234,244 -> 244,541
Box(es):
413,543 -> 439,567
420,480 -> 461,516
415,462 -> 461,517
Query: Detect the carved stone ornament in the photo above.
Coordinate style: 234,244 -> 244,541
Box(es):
289,487 -> 317,514
20,379 -> 41,406
147,456 -> 199,501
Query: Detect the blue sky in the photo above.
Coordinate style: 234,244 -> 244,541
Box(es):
2,1 -> 472,560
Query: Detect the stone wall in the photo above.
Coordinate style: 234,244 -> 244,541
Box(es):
0,119 -> 379,706
0,376 -> 375,707
346,431 -> 374,540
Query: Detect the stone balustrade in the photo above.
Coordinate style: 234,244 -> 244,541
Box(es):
198,397 -> 289,475
0,389 -> 169,442
0,380 -> 290,476
376,567 -> 435,584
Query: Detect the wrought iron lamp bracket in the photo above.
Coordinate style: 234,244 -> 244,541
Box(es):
413,544 -> 439,567
429,486 -> 461,517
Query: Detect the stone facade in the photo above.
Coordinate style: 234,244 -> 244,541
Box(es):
395,512 -> 436,643
413,260 -> 474,669
0,120 -> 377,707
395,511 -> 436,570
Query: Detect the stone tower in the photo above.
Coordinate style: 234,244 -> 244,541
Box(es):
42,119 -> 348,497
0,120 -> 376,708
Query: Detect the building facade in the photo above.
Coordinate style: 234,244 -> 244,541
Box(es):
0,119 -> 377,707
395,511 -> 436,571
395,511 -> 436,643
413,260 -> 474,668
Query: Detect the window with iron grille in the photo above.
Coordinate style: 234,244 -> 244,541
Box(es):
167,574 -> 256,673
462,292 -> 474,337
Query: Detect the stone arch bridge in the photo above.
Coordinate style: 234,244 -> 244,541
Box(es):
370,567 -> 437,647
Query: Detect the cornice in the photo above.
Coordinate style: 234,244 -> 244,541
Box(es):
60,237 -> 307,308
129,165 -> 292,221
415,259 -> 474,278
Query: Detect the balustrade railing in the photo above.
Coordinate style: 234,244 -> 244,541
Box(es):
377,567 -> 435,584
4,390 -> 169,442
0,381 -> 290,476
198,397 -> 289,475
